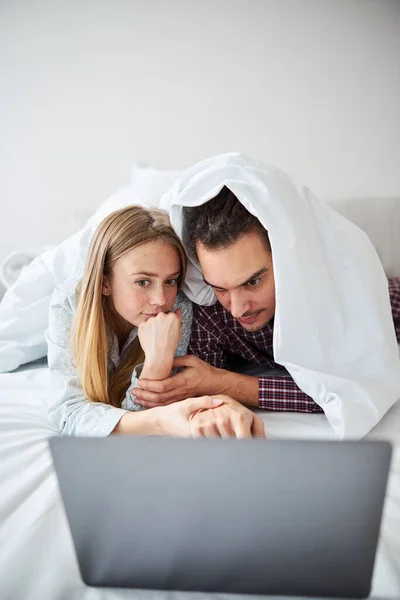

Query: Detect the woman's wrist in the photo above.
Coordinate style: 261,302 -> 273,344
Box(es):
112,409 -> 162,435
140,354 -> 174,381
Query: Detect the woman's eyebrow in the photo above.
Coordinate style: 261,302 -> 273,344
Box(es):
130,271 -> 180,278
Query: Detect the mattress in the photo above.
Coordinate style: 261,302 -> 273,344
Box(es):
0,363 -> 399,600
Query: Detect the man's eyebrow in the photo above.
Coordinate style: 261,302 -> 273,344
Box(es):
203,268 -> 268,290
130,271 -> 180,278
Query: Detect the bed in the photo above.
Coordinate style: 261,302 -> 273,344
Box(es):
0,361 -> 400,600
1,170 -> 400,599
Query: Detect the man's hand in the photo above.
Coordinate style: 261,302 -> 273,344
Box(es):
133,355 -> 225,408
190,395 -> 266,439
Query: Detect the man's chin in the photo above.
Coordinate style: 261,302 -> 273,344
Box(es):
241,322 -> 267,332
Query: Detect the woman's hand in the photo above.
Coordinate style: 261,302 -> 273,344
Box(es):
157,394 -> 265,439
114,395 -> 223,436
154,395 -> 224,437
114,394 -> 265,439
138,309 -> 182,380
189,395 -> 265,439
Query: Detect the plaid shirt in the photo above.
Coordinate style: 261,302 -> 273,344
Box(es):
188,277 -> 400,413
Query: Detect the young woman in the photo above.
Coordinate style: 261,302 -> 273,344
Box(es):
47,206 -> 265,438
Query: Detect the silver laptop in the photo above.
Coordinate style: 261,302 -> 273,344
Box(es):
49,436 -> 392,598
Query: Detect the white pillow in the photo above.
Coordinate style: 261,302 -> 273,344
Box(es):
0,247 -> 51,290
0,166 -> 181,372
87,165 -> 181,228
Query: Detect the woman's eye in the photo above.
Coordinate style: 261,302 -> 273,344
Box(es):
165,278 -> 179,286
136,280 -> 151,287
246,278 -> 261,287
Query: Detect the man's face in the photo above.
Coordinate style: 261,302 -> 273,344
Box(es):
196,231 -> 275,332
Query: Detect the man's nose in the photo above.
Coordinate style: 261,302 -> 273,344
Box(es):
229,291 -> 249,319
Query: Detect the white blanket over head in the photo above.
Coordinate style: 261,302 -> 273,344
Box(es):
160,153 -> 400,439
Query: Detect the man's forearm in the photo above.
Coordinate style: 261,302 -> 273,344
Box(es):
215,369 -> 260,407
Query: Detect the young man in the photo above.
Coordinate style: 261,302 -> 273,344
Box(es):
132,187 -> 400,412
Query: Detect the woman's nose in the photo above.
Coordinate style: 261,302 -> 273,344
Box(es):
150,286 -> 166,307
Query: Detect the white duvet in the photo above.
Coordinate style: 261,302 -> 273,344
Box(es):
1,364 -> 400,600
160,153 -> 400,439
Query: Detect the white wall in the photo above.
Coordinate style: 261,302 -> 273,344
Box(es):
1,0 -> 399,265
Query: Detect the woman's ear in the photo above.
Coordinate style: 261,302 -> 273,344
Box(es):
102,276 -> 112,296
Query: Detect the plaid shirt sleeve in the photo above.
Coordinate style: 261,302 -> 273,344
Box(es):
389,277 -> 400,343
259,376 -> 323,412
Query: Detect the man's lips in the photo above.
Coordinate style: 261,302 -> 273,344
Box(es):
238,311 -> 262,324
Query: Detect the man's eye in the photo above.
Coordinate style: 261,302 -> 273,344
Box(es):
246,278 -> 261,287
136,280 -> 151,287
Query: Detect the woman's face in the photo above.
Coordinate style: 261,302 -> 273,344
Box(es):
102,240 -> 181,333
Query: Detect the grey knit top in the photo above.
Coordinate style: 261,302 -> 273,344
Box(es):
46,277 -> 193,436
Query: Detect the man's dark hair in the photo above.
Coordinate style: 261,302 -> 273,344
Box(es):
183,186 -> 270,259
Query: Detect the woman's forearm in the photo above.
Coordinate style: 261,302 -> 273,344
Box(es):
112,395 -> 224,437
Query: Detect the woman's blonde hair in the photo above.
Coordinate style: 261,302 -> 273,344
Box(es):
72,206 -> 187,407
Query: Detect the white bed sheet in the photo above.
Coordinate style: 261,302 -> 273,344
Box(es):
0,364 -> 399,600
